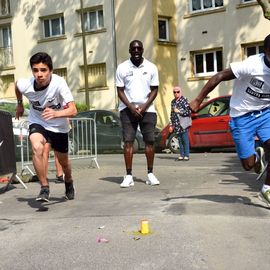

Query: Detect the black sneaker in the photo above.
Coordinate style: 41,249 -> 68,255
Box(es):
55,175 -> 64,184
36,186 -> 50,202
65,181 -> 75,200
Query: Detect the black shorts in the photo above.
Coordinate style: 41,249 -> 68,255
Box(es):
29,123 -> 69,153
120,108 -> 157,143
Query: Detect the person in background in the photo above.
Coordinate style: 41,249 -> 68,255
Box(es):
54,153 -> 64,183
190,34 -> 270,206
169,86 -> 191,161
116,40 -> 160,188
15,52 -> 77,202
32,149 -> 64,183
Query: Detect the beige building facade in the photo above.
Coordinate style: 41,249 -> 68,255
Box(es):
0,0 -> 270,128
1,0 -> 118,110
176,0 -> 270,107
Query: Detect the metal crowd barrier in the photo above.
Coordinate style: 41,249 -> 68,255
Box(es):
15,117 -> 99,176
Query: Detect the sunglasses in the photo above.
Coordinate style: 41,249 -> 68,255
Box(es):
173,91 -> 180,94
130,46 -> 143,52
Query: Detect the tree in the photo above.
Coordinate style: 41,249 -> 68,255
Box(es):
257,0 -> 270,20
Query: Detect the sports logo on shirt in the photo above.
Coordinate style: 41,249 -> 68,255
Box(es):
246,87 -> 270,99
126,71 -> 133,77
250,78 -> 264,89
48,97 -> 56,103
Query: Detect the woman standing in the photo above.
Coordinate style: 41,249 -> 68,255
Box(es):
169,86 -> 192,161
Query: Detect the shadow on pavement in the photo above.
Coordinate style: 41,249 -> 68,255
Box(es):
0,185 -> 16,194
99,176 -> 145,185
162,194 -> 269,210
17,196 -> 67,211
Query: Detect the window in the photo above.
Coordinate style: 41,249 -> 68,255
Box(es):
0,25 -> 12,47
158,17 -> 169,41
190,0 -> 223,12
192,49 -> 223,77
43,15 -> 65,38
80,63 -> 107,89
0,0 -> 10,16
83,9 -> 104,32
53,68 -> 67,81
243,43 -> 264,58
0,25 -> 13,67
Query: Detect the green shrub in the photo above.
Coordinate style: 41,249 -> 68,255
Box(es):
0,103 -> 16,117
76,102 -> 88,112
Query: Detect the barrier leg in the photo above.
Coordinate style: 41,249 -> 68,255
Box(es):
5,172 -> 27,191
91,157 -> 100,169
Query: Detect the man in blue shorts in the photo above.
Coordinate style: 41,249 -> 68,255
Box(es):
15,52 -> 77,202
116,40 -> 160,187
190,34 -> 270,206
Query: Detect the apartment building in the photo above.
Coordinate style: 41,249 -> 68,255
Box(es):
176,0 -> 270,110
0,0 -> 269,127
0,0 -> 118,110
115,0 -> 178,127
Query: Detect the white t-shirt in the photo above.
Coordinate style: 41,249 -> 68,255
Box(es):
230,53 -> 270,117
16,74 -> 74,133
116,58 -> 159,112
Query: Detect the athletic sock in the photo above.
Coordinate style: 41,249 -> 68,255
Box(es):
148,168 -> 153,174
126,169 -> 132,175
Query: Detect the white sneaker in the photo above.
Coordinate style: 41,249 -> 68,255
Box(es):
254,147 -> 265,174
146,173 -> 160,186
120,175 -> 134,188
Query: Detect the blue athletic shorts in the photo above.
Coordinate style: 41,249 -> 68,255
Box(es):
229,107 -> 270,159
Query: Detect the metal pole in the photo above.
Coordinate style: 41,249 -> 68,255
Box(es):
111,0 -> 118,109
80,0 -> 90,109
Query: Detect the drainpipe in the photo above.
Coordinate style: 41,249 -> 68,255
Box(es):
80,0 -> 90,109
111,0 -> 118,109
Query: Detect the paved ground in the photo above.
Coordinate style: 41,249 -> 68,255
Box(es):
0,152 -> 269,270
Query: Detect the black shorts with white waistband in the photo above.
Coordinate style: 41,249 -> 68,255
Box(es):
29,123 -> 69,153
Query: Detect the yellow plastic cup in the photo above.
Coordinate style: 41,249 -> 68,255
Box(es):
140,220 -> 150,234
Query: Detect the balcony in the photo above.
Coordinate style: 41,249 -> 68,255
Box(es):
0,47 -> 13,68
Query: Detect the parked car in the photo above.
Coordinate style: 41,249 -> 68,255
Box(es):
160,95 -> 234,153
70,109 -> 161,153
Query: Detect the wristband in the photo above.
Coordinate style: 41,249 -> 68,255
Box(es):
17,99 -> 23,105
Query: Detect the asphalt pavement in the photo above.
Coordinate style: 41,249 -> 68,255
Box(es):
0,151 -> 269,270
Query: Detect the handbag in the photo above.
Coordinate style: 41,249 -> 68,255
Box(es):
178,115 -> 192,130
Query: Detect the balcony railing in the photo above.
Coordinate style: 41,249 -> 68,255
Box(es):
0,1 -> 10,17
0,47 -> 13,68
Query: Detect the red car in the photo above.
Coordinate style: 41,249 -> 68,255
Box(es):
160,95 -> 234,153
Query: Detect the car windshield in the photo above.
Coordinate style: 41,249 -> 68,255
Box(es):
198,97 -> 230,117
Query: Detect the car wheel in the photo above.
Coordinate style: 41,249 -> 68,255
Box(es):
168,134 -> 179,153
